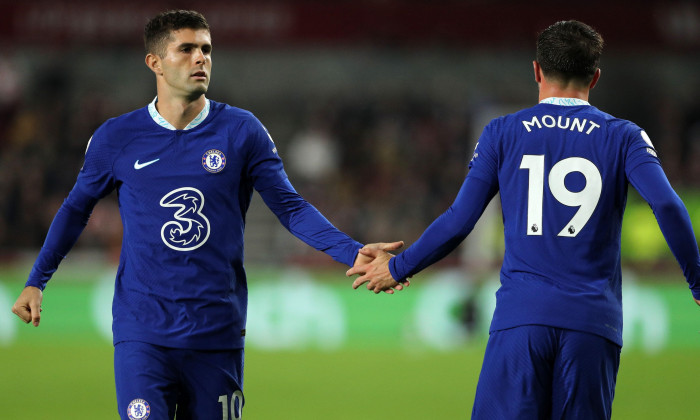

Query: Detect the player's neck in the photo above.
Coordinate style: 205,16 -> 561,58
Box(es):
154,93 -> 207,130
538,79 -> 590,102
533,62 -> 599,104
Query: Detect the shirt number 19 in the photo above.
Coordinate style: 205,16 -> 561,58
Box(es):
519,155 -> 602,237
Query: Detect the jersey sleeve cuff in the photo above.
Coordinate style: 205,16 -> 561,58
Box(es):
25,248 -> 66,291
389,257 -> 408,283
25,274 -> 50,291
347,243 -> 364,267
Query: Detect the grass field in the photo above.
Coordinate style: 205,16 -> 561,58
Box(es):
0,343 -> 697,419
2,263 -> 699,419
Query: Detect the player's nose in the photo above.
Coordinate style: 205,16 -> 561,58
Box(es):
193,48 -> 205,64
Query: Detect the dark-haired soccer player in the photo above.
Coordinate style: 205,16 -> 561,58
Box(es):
11,9 -> 403,420
349,20 -> 700,419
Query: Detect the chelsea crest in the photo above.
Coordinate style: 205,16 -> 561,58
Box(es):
127,398 -> 151,420
202,149 -> 226,173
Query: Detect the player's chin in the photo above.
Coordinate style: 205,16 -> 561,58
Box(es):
188,85 -> 209,99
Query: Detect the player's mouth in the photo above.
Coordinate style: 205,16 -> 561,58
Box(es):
191,70 -> 208,81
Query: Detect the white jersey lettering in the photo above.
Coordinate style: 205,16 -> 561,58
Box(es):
522,115 -> 600,135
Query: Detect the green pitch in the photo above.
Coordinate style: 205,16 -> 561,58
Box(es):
2,264 -> 698,418
0,343 -> 696,419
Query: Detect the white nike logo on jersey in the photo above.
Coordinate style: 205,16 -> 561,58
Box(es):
134,158 -> 160,169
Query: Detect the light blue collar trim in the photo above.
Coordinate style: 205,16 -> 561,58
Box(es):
539,97 -> 590,106
148,97 -> 210,130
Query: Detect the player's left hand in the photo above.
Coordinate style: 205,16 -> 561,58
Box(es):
347,246 -> 410,294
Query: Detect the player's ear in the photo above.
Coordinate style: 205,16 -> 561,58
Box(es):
589,68 -> 601,89
533,61 -> 543,84
145,53 -> 162,75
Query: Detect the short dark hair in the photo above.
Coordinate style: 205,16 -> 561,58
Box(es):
144,10 -> 210,57
536,20 -> 604,86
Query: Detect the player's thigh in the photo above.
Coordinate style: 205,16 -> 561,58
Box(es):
175,348 -> 245,420
472,325 -> 557,420
114,341 -> 179,420
552,330 -> 621,420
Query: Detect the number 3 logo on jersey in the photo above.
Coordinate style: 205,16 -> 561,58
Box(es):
160,187 -> 211,251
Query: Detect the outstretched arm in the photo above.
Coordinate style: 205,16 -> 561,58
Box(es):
347,174 -> 498,293
259,179 -> 408,293
259,179 -> 406,269
258,179 -> 363,266
629,162 -> 700,306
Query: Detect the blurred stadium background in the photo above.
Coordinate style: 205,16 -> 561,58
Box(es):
0,0 -> 698,418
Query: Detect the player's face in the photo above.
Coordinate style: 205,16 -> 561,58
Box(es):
160,28 -> 212,100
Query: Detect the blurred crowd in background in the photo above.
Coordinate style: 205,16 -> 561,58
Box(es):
0,0 -> 698,267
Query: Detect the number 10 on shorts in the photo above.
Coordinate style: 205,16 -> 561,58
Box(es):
219,391 -> 244,419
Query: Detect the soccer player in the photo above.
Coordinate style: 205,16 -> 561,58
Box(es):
11,9 -> 404,420
348,20 -> 700,419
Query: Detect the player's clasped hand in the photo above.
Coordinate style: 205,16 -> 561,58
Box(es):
347,244 -> 410,294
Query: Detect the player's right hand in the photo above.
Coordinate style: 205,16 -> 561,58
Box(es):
12,286 -> 43,327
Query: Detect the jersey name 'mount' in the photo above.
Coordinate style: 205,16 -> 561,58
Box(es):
522,115 -> 601,134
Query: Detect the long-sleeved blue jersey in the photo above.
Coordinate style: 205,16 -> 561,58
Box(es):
27,98 -> 362,350
390,98 -> 700,346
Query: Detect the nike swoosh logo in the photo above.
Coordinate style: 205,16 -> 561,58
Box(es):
134,158 -> 160,170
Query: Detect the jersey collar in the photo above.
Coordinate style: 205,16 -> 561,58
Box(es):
539,97 -> 590,106
148,97 -> 210,130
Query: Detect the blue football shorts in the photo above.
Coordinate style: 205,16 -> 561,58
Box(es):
471,325 -> 621,420
114,341 -> 244,420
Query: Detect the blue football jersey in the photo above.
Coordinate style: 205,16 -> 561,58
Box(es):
68,99 -> 359,350
467,98 -> 660,345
